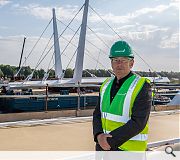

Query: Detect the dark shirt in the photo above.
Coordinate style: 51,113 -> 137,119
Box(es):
110,72 -> 133,103
93,72 -> 152,151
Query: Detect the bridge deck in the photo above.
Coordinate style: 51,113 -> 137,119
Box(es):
0,111 -> 179,150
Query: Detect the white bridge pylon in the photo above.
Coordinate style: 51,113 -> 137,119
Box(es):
53,0 -> 90,84
3,0 -> 110,89
72,0 -> 89,84
52,8 -> 63,79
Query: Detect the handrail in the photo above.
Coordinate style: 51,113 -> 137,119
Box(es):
148,138 -> 180,148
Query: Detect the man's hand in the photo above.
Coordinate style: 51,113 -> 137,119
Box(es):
97,133 -> 112,150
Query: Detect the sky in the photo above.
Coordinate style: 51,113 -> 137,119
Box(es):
0,0 -> 179,73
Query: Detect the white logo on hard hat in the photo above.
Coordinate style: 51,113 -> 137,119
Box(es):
115,49 -> 125,53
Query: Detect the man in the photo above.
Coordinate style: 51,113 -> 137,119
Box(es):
93,40 -> 152,151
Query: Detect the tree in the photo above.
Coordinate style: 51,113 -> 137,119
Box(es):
37,69 -> 45,78
0,68 -> 4,77
0,64 -> 180,82
64,68 -> 73,78
0,65 -> 15,78
23,66 -> 32,77
48,70 -> 55,78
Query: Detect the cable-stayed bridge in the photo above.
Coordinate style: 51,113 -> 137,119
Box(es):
1,0 -> 165,89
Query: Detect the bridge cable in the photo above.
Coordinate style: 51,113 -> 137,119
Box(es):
56,18 -> 114,76
32,34 -> 53,73
56,18 -> 111,76
89,5 -> 160,77
87,26 -> 109,48
47,25 -> 81,76
56,18 -> 108,56
15,18 -> 53,77
24,4 -> 84,81
60,35 -> 112,76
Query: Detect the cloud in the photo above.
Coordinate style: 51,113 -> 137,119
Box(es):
11,1 -> 178,25
12,3 -> 82,21
0,35 -> 26,42
0,0 -> 11,6
89,1 -> 178,24
103,24 -> 169,41
170,0 -> 179,8
89,12 -> 130,24
159,32 -> 179,49
87,23 -> 170,43
0,26 -> 9,30
1,1 -> 179,72
132,4 -> 172,17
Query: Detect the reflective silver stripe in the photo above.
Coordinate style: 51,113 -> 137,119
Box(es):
102,112 -> 129,123
104,129 -> 148,141
101,77 -> 141,123
122,77 -> 140,118
130,134 -> 148,141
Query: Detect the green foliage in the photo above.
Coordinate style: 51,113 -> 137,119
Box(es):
48,70 -> 55,78
37,69 -> 45,79
22,66 -> 32,77
64,68 -> 73,78
0,64 -> 15,78
0,64 -> 179,83
0,68 -> 4,77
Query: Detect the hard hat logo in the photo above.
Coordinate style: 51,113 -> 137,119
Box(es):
109,40 -> 134,58
115,49 -> 125,53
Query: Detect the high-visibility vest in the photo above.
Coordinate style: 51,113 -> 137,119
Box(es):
100,74 -> 150,151
152,91 -> 155,97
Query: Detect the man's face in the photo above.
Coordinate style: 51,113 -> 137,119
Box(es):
111,57 -> 134,77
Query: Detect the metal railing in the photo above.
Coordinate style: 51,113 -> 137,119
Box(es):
148,138 -> 180,149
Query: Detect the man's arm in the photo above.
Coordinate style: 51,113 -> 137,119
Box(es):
93,94 -> 104,142
93,95 -> 112,150
107,82 -> 152,150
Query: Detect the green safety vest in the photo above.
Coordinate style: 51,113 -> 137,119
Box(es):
100,74 -> 150,151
